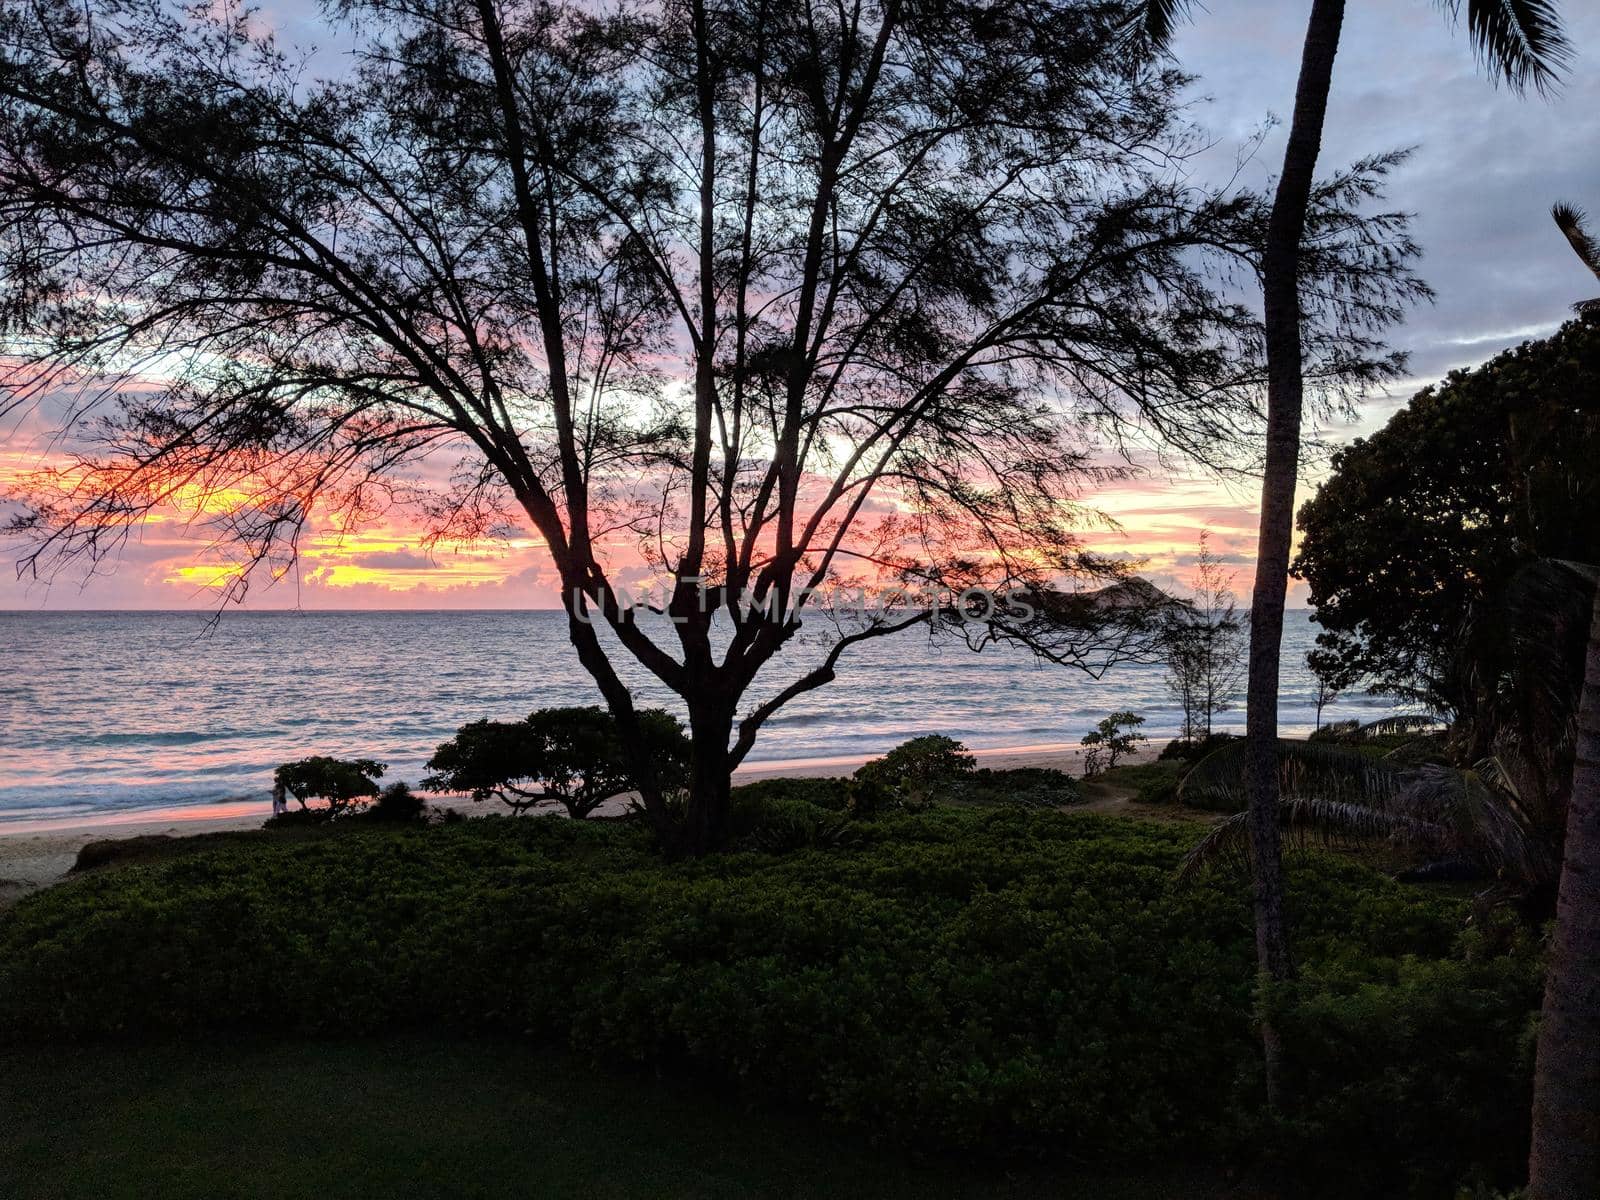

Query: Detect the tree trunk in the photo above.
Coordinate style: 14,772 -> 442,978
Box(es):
1246,0 -> 1346,1109
683,699 -> 736,856
1527,585 -> 1600,1198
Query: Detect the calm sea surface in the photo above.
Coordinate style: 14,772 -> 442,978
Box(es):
0,609 -> 1403,825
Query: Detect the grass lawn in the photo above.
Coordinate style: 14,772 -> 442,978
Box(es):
0,1036 -> 1264,1200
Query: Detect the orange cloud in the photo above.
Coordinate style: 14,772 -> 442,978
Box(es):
3,430 -> 1320,609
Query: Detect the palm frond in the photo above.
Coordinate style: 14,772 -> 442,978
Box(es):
1356,714 -> 1445,740
1473,755 -> 1529,817
1553,203 -> 1600,280
1176,746 -> 1561,890
1176,797 -> 1450,881
1439,1 -> 1572,96
1122,0 -> 1198,53
1399,763 -> 1556,883
1178,738 -> 1407,811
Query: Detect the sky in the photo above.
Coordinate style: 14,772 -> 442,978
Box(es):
4,0 -> 1600,611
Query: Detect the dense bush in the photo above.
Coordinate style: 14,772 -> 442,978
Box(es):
853,735 -> 975,810
727,767 -> 1078,845
262,806 -> 334,829
366,782 -> 428,823
1098,760 -> 1186,805
965,766 -> 1082,807
1158,733 -> 1241,763
1269,947 -> 1540,1194
424,706 -> 690,818
730,776 -> 850,812
0,810 -> 1539,1192
1308,719 -> 1361,744
846,738 -> 1079,811
272,756 -> 385,817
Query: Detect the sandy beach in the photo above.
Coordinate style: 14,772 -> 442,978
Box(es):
0,741 -> 1120,906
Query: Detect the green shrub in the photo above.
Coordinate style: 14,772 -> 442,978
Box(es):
1309,719 -> 1361,744
263,806 -> 334,829
1158,733 -> 1240,763
964,766 -> 1082,807
854,735 -> 975,809
730,776 -> 850,812
1096,761 -> 1186,805
366,782 -> 427,823
727,784 -> 854,852
1269,948 -> 1541,1194
734,796 -> 854,853
0,810 -> 1539,1191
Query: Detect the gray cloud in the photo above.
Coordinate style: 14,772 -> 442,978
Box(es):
1174,2 -> 1600,446
349,550 -> 436,570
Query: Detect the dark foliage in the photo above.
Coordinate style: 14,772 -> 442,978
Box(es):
853,735 -> 976,810
272,756 -> 385,817
0,811 -> 1539,1191
1295,319 -> 1600,719
966,766 -> 1083,807
1158,733 -> 1241,763
729,776 -> 850,812
424,707 -> 690,818
366,782 -> 428,823
1102,760 -> 1188,805
1080,710 -> 1146,773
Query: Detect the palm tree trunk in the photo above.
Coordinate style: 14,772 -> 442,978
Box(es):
1528,584 -> 1600,1198
1246,0 -> 1346,1109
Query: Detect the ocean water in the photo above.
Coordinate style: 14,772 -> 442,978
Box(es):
0,609 -> 1403,825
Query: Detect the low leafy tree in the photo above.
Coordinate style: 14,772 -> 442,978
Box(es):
1081,712 -> 1146,774
853,736 -> 977,812
272,757 -> 386,818
425,707 -> 689,819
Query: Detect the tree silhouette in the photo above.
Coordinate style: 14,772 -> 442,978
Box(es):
2,0 -> 1416,852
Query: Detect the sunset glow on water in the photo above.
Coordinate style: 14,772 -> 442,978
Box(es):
0,608 -> 1401,827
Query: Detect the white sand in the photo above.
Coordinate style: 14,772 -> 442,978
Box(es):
0,741 -> 1124,904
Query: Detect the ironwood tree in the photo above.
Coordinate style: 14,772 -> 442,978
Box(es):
1,0 -> 1414,852
1163,530 -> 1245,742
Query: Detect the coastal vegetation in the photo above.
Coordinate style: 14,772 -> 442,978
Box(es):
1162,533 -> 1246,743
424,706 -> 691,817
271,756 -> 387,817
1295,317 -> 1600,726
1,0 -> 1597,1193
1078,711 -> 1148,773
0,800 -> 1542,1196
1135,0 -> 1570,1114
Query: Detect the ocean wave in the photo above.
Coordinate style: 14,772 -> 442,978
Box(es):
0,609 -> 1404,827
